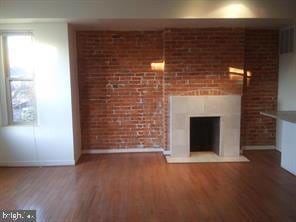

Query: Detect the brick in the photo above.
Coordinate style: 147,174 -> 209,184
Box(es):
77,28 -> 278,150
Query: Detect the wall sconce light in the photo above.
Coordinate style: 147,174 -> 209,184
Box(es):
229,67 -> 244,81
228,67 -> 252,87
151,61 -> 165,71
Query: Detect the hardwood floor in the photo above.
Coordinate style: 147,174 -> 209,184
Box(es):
0,150 -> 296,222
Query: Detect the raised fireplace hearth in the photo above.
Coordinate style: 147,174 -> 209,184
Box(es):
170,95 -> 241,158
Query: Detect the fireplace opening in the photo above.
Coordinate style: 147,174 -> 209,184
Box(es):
190,117 -> 220,154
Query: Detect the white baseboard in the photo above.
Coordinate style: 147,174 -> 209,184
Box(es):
0,160 -> 75,167
275,147 -> 282,152
82,148 -> 172,155
242,145 -> 277,150
162,149 -> 172,155
281,163 -> 296,176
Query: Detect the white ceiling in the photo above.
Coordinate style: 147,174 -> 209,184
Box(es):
1,0 -> 296,21
72,19 -> 295,31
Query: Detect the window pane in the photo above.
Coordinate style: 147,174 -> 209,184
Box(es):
6,35 -> 34,78
10,81 -> 36,123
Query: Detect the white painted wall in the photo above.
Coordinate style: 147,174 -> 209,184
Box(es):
280,121 -> 296,175
0,0 -> 295,20
277,26 -> 296,151
277,25 -> 296,175
0,22 -> 76,166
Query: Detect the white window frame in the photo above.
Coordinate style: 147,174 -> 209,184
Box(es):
0,32 -> 37,126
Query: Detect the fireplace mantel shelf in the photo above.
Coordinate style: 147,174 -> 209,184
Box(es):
260,111 -> 296,124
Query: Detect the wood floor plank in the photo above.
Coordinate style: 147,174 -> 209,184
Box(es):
0,151 -> 296,222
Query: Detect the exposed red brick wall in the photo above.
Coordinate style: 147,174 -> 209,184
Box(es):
77,29 -> 278,150
77,31 -> 163,149
164,29 -> 245,96
164,28 -> 246,148
242,30 -> 278,146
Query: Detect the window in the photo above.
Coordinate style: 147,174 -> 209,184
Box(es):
0,33 -> 37,125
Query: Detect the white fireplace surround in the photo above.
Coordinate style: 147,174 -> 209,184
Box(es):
170,95 -> 241,158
